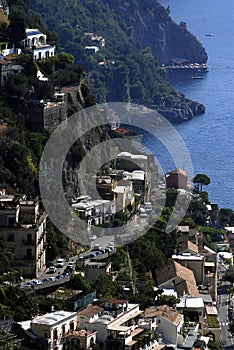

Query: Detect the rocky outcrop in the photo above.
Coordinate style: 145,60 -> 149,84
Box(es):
158,98 -> 205,123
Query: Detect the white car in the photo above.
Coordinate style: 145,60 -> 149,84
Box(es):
48,266 -> 57,273
32,279 -> 43,285
89,235 -> 97,241
56,259 -> 65,268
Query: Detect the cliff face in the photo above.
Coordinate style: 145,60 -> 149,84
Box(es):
106,0 -> 208,65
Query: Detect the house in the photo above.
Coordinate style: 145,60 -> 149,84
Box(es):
156,261 -> 200,298
72,196 -> 116,228
0,55 -> 24,85
199,245 -> 218,301
166,168 -> 189,190
21,28 -> 55,61
143,305 -> 184,346
0,192 -> 47,277
172,253 -> 204,285
178,240 -> 199,255
84,260 -> 112,281
113,183 -> 134,212
78,300 -> 148,349
77,304 -> 104,329
177,226 -> 199,245
16,310 -> 78,350
116,152 -> 149,173
96,176 -> 117,200
176,295 -> 204,326
0,41 -> 18,56
123,170 -> 147,202
64,290 -> 97,312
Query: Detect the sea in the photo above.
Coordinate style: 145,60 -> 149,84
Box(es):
143,0 -> 234,210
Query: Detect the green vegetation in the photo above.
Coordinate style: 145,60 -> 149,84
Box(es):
30,0 -> 182,106
206,315 -> 220,328
225,266 -> 234,285
208,342 -> 224,350
218,208 -> 234,226
0,285 -> 39,321
193,173 -> 211,192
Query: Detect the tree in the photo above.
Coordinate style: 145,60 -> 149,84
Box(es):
57,52 -> 75,67
218,208 -> 234,227
92,274 -> 117,298
7,8 -> 26,47
193,174 -> 211,192
225,266 -> 234,285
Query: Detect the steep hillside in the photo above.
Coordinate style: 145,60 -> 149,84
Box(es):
30,0 -> 207,121
106,0 -> 207,65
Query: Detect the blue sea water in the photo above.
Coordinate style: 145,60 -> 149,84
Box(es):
147,0 -> 234,210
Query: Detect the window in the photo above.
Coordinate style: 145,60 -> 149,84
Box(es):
70,322 -> 74,332
7,233 -> 15,242
8,217 -> 15,227
26,233 -> 32,244
62,325 -> 66,337
26,248 -> 32,259
53,329 -> 58,341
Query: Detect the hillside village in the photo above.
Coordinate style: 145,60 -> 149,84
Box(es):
0,1 -> 233,350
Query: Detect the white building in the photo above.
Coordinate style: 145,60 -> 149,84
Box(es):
21,28 -> 55,61
143,305 -> 184,346
77,304 -> 104,329
72,196 -> 116,228
17,311 -> 77,350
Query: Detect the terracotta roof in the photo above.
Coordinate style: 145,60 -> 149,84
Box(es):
77,304 -> 103,318
156,261 -> 200,298
104,299 -> 128,304
178,240 -> 199,254
144,305 -> 182,325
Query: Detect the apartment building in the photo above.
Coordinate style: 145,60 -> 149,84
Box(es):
0,191 -> 47,277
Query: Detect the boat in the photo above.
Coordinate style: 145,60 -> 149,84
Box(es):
191,76 -> 204,79
205,33 -> 213,37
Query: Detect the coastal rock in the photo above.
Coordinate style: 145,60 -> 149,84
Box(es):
156,91 -> 205,122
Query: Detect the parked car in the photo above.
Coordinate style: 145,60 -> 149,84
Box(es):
25,282 -> 34,288
105,247 -> 112,253
41,278 -> 50,284
48,266 -> 57,274
89,234 -> 97,241
66,264 -> 75,272
48,276 -> 56,282
56,258 -> 65,268
62,271 -> 70,277
32,279 -> 43,285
